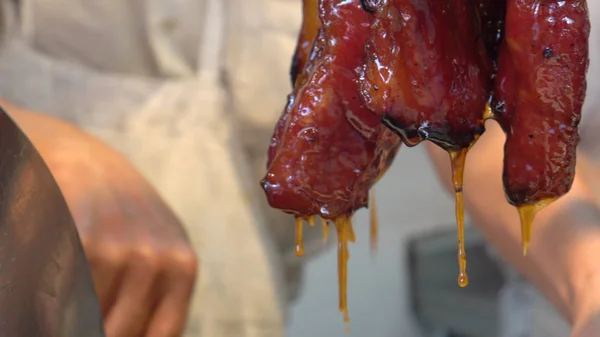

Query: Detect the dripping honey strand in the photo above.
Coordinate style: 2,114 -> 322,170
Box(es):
450,149 -> 469,288
518,206 -> 534,257
517,198 -> 556,256
321,217 -> 330,243
482,102 -> 494,120
348,220 -> 356,243
369,191 -> 378,254
334,216 -> 352,328
294,217 -> 305,257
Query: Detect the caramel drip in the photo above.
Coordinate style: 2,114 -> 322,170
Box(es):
294,0 -> 321,86
348,220 -> 356,243
449,149 -> 469,288
294,217 -> 305,257
321,218 -> 330,243
517,198 -> 557,256
369,191 -> 378,254
307,215 -> 316,227
334,216 -> 352,329
303,0 -> 320,39
482,102 -> 494,120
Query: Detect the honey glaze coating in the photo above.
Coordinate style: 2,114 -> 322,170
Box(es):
290,0 -> 321,86
262,0 -> 401,325
359,0 -> 492,151
262,0 -> 401,221
266,28 -> 326,178
360,0 -> 496,287
492,0 -> 590,252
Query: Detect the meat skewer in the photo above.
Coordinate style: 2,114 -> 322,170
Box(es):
261,0 -> 401,324
491,0 -> 590,254
359,0 -> 493,287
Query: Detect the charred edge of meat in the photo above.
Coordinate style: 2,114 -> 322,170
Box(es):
382,116 -> 483,151
290,52 -> 300,86
360,0 -> 382,14
503,185 -> 545,208
504,189 -> 528,207
381,116 -> 420,148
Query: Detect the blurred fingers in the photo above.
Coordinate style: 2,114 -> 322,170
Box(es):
145,247 -> 198,337
83,236 -> 127,317
104,245 -> 162,337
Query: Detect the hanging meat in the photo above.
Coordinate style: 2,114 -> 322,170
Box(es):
261,0 -> 401,325
359,0 -> 494,287
491,0 -> 590,254
261,0 -> 591,329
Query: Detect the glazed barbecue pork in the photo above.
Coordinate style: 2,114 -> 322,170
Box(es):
261,0 -> 590,326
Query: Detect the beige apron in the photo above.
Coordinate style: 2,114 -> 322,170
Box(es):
0,0 -> 327,336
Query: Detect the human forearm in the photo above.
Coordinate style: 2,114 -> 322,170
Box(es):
0,99 -> 198,337
427,121 -> 600,323
0,99 -> 82,141
0,98 -> 128,165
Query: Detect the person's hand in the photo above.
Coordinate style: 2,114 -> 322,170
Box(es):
7,102 -> 198,337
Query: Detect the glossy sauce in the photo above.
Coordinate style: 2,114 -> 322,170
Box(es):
295,217 -> 305,256
307,215 -> 316,227
369,192 -> 378,254
360,0 -> 492,286
321,217 -> 330,243
290,0 -> 321,85
262,0 -> 400,222
264,0 -> 591,328
492,0 -> 590,236
360,0 -> 491,152
517,198 -> 556,256
450,149 -> 469,287
482,103 -> 494,121
262,0 -> 401,324
334,216 -> 353,329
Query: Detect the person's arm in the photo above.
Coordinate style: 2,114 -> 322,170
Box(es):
427,120 -> 600,328
0,99 -> 198,337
